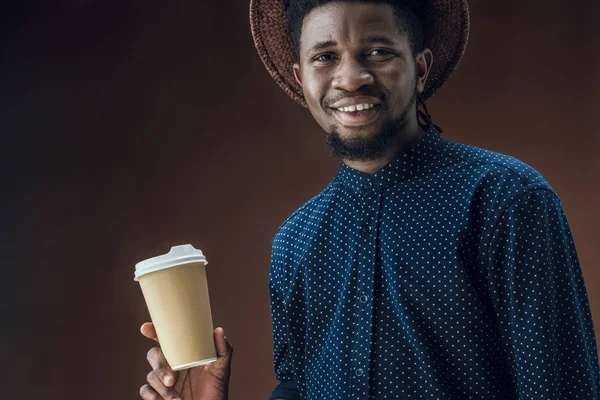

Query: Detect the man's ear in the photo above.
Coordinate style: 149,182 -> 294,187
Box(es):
415,48 -> 433,95
293,63 -> 303,87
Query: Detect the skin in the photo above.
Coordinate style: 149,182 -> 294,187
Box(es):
292,2 -> 433,175
139,322 -> 233,400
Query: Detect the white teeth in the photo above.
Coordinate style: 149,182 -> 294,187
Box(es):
337,104 -> 375,112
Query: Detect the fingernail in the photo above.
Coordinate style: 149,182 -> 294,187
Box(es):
164,374 -> 173,385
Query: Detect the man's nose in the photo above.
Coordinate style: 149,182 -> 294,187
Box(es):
331,58 -> 375,92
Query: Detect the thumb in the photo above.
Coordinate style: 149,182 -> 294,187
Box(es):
140,322 -> 159,343
214,327 -> 232,359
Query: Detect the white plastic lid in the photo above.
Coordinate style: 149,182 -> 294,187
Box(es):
134,244 -> 208,281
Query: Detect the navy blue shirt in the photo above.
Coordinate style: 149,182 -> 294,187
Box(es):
268,125 -> 600,400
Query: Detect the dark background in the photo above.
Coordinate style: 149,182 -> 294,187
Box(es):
2,1 -> 598,399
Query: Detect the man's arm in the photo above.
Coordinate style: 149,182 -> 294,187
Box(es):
483,187 -> 600,398
267,242 -> 301,400
268,379 -> 299,400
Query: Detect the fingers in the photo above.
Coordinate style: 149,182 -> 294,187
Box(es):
142,342 -> 180,400
140,381 -> 181,400
143,371 -> 181,400
146,346 -> 178,388
140,322 -> 159,342
139,383 -> 160,400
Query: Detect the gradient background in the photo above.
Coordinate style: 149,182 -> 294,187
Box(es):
2,0 -> 598,399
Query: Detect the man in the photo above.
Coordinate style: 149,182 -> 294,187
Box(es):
139,0 -> 600,399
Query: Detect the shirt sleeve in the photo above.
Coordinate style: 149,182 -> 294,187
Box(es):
268,242 -> 301,400
484,187 -> 600,398
268,380 -> 300,400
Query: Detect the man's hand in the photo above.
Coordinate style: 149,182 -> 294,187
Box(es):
139,322 -> 233,400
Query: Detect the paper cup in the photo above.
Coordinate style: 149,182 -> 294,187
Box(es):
135,244 -> 217,370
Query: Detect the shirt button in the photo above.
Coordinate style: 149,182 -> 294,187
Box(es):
362,225 -> 372,234
362,180 -> 373,190
359,295 -> 368,304
356,368 -> 364,376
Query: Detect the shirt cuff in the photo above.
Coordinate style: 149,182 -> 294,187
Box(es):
268,379 -> 300,400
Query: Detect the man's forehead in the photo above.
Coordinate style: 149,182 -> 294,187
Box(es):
304,2 -> 395,28
302,3 -> 399,41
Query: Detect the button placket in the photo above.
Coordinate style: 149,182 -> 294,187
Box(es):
351,180 -> 378,399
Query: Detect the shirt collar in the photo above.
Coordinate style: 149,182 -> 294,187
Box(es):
335,124 -> 445,192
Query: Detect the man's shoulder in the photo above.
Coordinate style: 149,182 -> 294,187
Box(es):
438,137 -> 563,221
441,137 -> 551,189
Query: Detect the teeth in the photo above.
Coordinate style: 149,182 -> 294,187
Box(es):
337,104 -> 375,112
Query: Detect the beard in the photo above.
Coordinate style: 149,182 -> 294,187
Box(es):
324,79 -> 418,162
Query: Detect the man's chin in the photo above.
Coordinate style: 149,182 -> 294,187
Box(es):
333,135 -> 377,149
328,122 -> 383,143
325,131 -> 393,162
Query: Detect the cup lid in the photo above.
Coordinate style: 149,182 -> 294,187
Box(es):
134,244 -> 208,281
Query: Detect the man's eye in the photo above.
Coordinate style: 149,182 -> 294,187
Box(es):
370,49 -> 392,56
315,54 -> 333,62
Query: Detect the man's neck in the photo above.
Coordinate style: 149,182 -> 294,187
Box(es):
342,123 -> 426,175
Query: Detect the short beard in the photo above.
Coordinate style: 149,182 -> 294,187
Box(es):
324,81 -> 418,162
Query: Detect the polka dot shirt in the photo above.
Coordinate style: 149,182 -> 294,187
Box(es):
267,124 -> 600,400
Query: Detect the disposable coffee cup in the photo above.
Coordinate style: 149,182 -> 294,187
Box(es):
134,244 -> 217,370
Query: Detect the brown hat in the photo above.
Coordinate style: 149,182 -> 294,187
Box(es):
249,0 -> 470,108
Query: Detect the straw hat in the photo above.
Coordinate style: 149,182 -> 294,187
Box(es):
249,0 -> 470,108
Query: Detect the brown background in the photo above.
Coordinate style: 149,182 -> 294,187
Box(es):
2,0 -> 598,399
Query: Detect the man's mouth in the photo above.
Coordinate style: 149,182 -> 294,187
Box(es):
331,104 -> 381,127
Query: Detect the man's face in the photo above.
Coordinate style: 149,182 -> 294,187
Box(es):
292,2 -> 429,161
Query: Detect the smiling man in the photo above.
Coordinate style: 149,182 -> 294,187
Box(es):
250,0 -> 600,399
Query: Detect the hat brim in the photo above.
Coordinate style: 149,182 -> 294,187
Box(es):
250,0 -> 470,108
